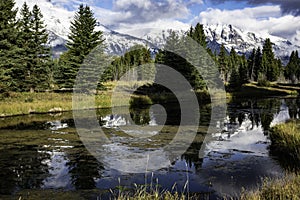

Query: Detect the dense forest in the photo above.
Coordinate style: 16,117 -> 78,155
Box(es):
1,0 -> 300,95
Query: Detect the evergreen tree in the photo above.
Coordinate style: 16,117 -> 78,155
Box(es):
229,66 -> 240,89
247,48 -> 256,81
155,30 -> 206,90
187,23 -> 207,48
15,2 -> 32,91
103,45 -> 154,82
0,0 -> 19,93
261,38 -> 279,81
254,47 -> 262,81
228,47 -> 238,79
218,44 -> 228,82
57,4 -> 104,88
16,4 -> 51,92
30,5 -> 52,91
238,55 -> 249,84
285,51 -> 300,83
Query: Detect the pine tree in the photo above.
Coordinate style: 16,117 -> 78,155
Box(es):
247,48 -> 256,81
218,44 -> 228,82
261,38 -> 279,81
229,66 -> 240,89
285,51 -> 300,83
254,47 -> 262,81
155,30 -> 206,90
238,55 -> 249,84
0,0 -> 19,93
187,23 -> 207,49
228,47 -> 238,78
30,5 -> 51,91
57,4 -> 105,88
17,3 -> 51,92
15,2 -> 32,91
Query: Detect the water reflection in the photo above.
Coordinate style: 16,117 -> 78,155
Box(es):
0,98 -> 299,198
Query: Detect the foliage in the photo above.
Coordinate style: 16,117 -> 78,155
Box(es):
269,120 -> 300,164
285,51 -> 300,83
261,38 -> 279,81
0,1 -> 51,92
0,0 -> 19,93
257,73 -> 271,87
155,27 -> 207,91
56,4 -> 105,89
218,44 -> 228,82
102,45 -> 154,82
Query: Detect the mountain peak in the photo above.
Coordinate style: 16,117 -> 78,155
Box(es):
14,0 -> 299,63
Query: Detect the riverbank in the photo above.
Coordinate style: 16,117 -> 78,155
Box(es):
241,174 -> 300,200
1,82 -> 299,117
269,120 -> 300,168
241,120 -> 300,199
229,82 -> 299,98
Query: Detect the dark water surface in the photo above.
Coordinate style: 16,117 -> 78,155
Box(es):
0,97 -> 299,199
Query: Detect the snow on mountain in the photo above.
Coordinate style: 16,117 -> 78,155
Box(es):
14,0 -> 299,63
203,24 -> 299,64
95,24 -> 155,55
15,0 -> 156,56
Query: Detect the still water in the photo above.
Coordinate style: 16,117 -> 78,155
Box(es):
0,97 -> 299,199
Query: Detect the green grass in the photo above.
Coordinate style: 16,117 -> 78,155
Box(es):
241,174 -> 300,200
0,92 -> 73,117
269,120 -> 300,163
230,82 -> 299,98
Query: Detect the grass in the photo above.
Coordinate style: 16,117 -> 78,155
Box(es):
113,184 -> 188,200
230,82 -> 299,98
0,92 -> 73,117
241,174 -> 300,200
0,81 -> 157,117
241,120 -> 300,199
269,120 -> 300,164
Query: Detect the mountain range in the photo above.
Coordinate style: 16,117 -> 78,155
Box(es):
15,0 -> 300,64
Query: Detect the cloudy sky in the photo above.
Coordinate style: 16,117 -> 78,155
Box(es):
49,0 -> 300,45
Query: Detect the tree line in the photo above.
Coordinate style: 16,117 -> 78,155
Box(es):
0,1 -> 51,93
1,0 -> 300,95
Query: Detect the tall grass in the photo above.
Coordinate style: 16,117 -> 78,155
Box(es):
241,174 -> 300,200
269,120 -> 300,163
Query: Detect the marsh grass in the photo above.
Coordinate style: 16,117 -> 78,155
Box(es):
269,120 -> 300,163
0,92 -> 73,117
241,174 -> 300,200
241,120 -> 300,199
231,82 -> 299,98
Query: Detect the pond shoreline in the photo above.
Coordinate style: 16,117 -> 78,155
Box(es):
1,83 -> 299,118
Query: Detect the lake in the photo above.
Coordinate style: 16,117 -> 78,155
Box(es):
0,97 -> 299,199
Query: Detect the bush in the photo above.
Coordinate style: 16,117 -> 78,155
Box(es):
257,73 -> 271,87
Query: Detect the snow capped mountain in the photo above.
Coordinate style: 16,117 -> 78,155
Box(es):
95,24 -> 155,55
203,24 -> 299,63
15,0 -> 155,56
14,0 -> 299,63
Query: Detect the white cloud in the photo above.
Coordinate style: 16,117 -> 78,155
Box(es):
194,5 -> 300,45
109,0 -> 190,24
115,19 -> 190,38
188,0 -> 203,5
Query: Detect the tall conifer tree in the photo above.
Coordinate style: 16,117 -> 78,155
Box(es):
0,0 -> 19,93
57,4 -> 104,88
